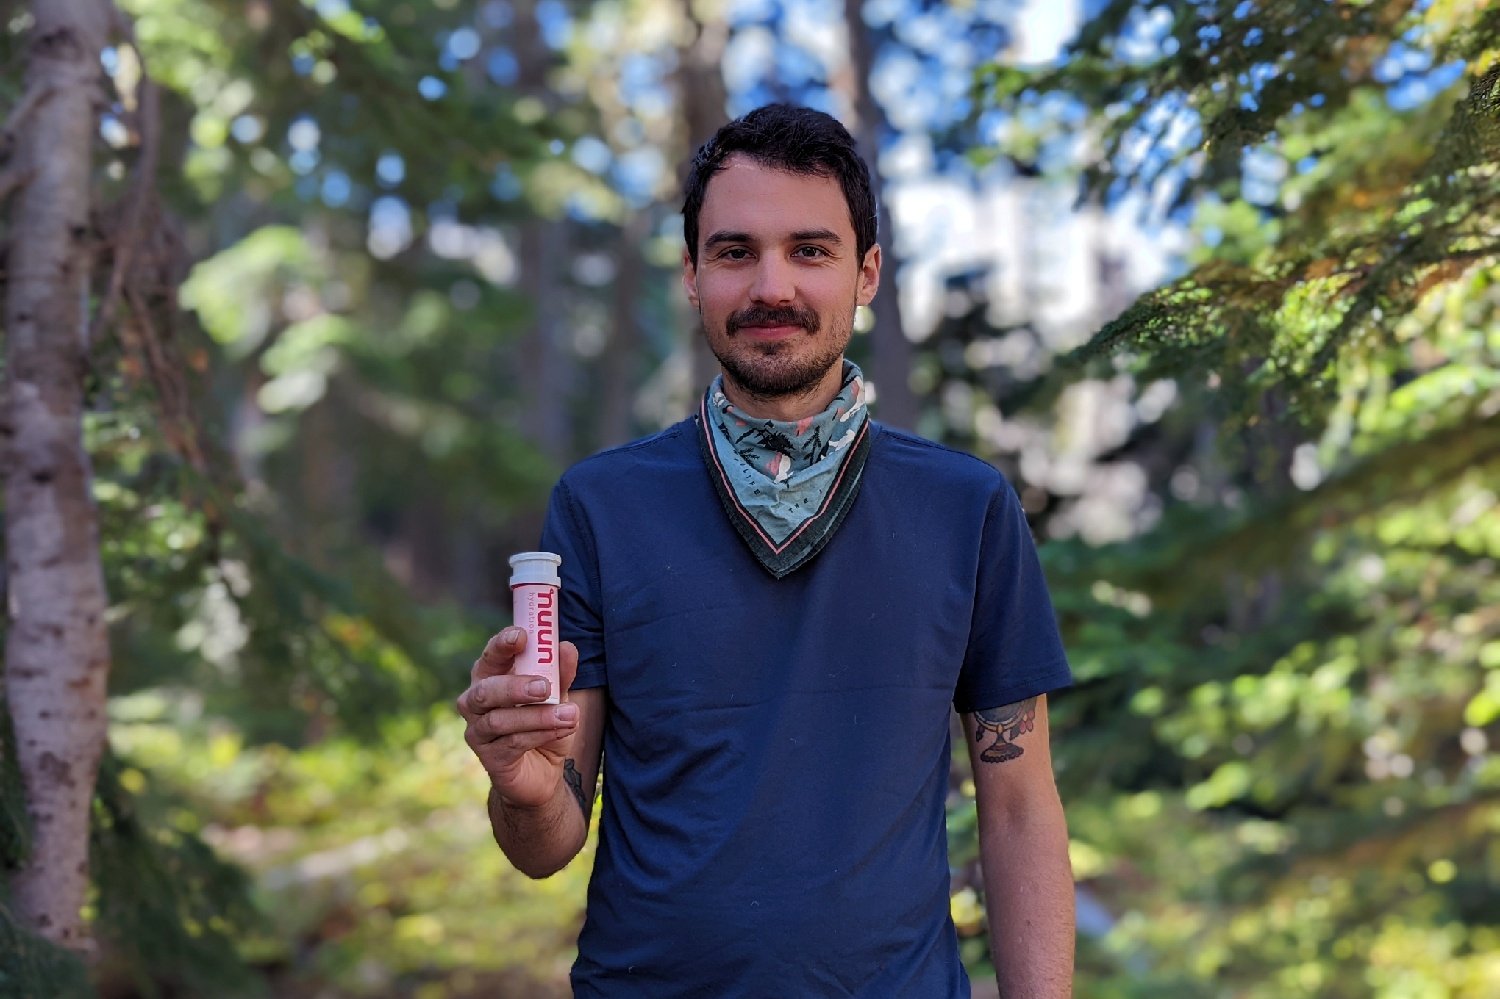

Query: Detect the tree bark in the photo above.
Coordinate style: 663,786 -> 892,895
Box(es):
516,220 -> 572,463
597,210 -> 649,450
841,0 -> 919,430
514,0 -> 573,465
674,0 -> 729,392
2,0 -> 114,952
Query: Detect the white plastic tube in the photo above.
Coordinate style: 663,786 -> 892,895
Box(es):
509,552 -> 562,705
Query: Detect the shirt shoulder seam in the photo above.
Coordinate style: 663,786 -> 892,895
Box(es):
565,420 -> 691,475
871,423 -> 1008,485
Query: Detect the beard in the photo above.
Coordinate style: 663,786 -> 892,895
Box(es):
705,302 -> 854,400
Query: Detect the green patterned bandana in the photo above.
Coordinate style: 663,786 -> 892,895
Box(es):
697,361 -> 872,578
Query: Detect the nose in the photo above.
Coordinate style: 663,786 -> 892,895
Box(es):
749,256 -> 796,305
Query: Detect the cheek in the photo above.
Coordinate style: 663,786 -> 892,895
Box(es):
697,278 -> 743,316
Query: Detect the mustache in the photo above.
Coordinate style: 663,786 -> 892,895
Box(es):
727,304 -> 819,334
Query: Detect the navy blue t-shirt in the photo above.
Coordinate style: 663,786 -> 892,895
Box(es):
541,418 -> 1072,998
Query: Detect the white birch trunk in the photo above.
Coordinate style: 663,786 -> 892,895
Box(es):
3,0 -> 113,951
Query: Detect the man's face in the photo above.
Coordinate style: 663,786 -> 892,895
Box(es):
683,155 -> 880,404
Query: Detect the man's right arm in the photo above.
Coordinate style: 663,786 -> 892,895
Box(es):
487,687 -> 606,878
458,628 -> 607,878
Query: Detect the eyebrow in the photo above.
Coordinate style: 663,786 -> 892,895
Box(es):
790,228 -> 843,244
704,230 -> 753,249
703,228 -> 845,248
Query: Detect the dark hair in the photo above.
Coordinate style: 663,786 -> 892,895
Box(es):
682,104 -> 877,266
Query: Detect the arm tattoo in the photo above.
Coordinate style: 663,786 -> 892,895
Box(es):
563,758 -> 589,817
972,696 -> 1038,764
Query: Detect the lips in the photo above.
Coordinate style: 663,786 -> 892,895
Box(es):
736,324 -> 804,340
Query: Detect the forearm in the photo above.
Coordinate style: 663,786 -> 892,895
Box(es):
488,778 -> 588,879
978,786 -> 1075,998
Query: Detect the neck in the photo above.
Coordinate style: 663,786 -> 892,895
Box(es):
719,363 -> 846,422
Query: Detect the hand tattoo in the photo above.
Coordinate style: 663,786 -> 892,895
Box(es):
973,696 -> 1038,764
563,758 -> 589,817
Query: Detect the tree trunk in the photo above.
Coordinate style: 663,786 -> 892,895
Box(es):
841,0 -> 919,430
513,0 -> 573,465
597,210 -> 649,450
517,220 -> 572,463
2,0 -> 113,952
674,0 -> 729,392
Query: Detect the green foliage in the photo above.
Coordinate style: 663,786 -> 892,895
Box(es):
90,395 -> 460,747
0,712 -> 255,998
1050,235 -> 1499,999
0,703 -> 30,881
124,0 -> 566,211
981,1 -> 1500,427
11,0 -> 1494,992
0,905 -> 92,999
90,754 -> 265,997
982,0 -> 1498,210
3,0 -> 578,986
960,3 -> 1500,995
110,697 -> 585,994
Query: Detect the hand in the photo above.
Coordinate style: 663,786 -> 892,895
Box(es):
457,626 -> 581,809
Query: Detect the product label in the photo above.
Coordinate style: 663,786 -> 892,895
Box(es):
513,583 -> 561,703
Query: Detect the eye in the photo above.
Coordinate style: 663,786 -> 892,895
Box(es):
793,245 -> 830,259
716,247 -> 752,260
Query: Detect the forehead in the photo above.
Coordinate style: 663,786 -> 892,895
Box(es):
698,155 -> 854,242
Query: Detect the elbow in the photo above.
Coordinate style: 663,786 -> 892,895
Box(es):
508,834 -> 587,880
516,859 -> 567,880
522,846 -> 579,876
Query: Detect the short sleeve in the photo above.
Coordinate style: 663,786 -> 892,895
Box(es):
953,481 -> 1072,713
539,478 -> 607,690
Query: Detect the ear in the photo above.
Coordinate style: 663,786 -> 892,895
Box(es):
682,247 -> 700,310
856,243 -> 881,307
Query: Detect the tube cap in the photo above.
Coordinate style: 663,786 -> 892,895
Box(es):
509,551 -> 561,588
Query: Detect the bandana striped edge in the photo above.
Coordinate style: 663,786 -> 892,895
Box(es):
696,394 -> 872,578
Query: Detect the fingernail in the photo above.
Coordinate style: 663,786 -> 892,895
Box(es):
555,704 -> 578,724
502,627 -> 522,643
527,678 -> 549,698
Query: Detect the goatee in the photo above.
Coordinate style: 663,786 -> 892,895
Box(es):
706,303 -> 853,400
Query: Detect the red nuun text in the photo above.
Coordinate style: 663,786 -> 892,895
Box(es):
535,589 -> 555,665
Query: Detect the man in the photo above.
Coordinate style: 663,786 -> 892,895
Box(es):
457,104 -> 1075,997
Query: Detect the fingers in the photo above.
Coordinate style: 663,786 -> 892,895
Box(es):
472,627 -> 525,681
468,702 -> 579,743
479,727 -> 573,756
456,674 -> 542,717
467,633 -> 580,700
459,634 -> 583,766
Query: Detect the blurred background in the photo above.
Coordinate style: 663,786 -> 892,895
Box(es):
1,0 -> 1497,995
